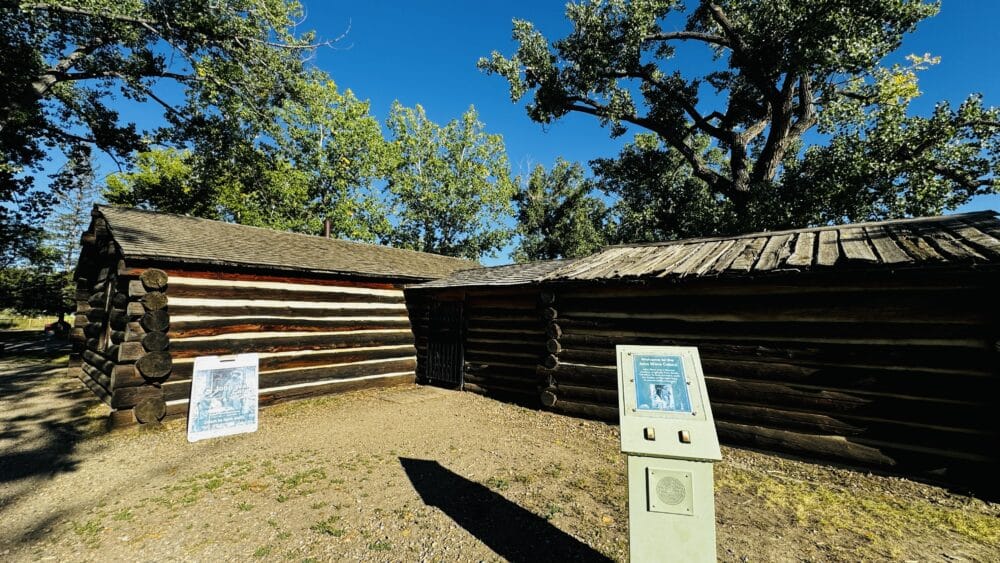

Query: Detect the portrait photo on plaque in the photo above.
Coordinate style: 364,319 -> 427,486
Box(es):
633,354 -> 692,414
187,354 -> 259,442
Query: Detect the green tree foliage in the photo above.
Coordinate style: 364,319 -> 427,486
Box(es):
480,0 -> 1000,234
593,134 -> 734,242
385,103 -> 516,259
513,158 -> 608,261
271,73 -> 396,240
2,0 -> 322,254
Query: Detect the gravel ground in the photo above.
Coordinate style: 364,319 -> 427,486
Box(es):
1,339 -> 998,562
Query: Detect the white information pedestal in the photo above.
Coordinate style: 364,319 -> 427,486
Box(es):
616,345 -> 722,562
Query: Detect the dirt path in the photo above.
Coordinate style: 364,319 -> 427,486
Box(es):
1,341 -> 998,561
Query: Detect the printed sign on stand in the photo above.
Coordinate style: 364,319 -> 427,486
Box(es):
187,354 -> 259,442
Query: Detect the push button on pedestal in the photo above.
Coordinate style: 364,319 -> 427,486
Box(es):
678,430 -> 691,444
644,427 -> 656,440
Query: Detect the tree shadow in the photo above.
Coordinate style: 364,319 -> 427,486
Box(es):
399,457 -> 612,562
0,333 -> 100,491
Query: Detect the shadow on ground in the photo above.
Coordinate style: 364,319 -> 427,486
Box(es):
400,457 -> 612,562
0,332 -> 100,489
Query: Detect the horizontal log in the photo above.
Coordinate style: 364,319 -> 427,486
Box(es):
167,303 -> 407,318
86,309 -> 107,322
716,421 -> 898,467
163,358 -> 417,401
556,350 -> 998,400
78,370 -> 111,404
128,279 -> 147,298
711,402 -> 993,458
554,317 -> 989,348
462,382 -> 536,399
117,341 -> 145,363
463,364 -> 540,381
83,322 -> 103,339
111,385 -> 163,410
169,330 -> 414,358
557,290 -> 995,325
548,399 -> 618,421
168,317 -> 411,339
554,383 -> 617,404
110,330 -> 126,344
166,283 -> 404,304
112,364 -> 144,389
82,361 -> 112,389
557,274 -> 995,298
466,317 -> 544,332
126,321 -> 146,342
168,346 -> 416,379
465,341 -> 545,358
557,335 -> 994,375
108,309 -> 127,330
87,292 -> 105,308
463,350 -> 543,367
126,301 -> 146,317
463,372 -> 539,390
703,377 -> 989,429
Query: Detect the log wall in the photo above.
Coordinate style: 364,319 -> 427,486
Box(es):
406,288 -> 548,401
73,212 -> 418,426
538,274 -> 999,488
153,271 -> 417,422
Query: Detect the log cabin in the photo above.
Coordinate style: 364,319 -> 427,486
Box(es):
71,205 -> 475,427
405,211 -> 1000,492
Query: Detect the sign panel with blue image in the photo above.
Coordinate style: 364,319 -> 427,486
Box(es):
633,354 -> 692,414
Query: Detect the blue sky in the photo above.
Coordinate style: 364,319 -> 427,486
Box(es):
297,1 -> 1000,263
87,1 -> 1000,264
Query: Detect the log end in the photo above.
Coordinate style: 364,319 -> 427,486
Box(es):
140,268 -> 169,291
134,397 -> 166,424
540,387 -> 558,408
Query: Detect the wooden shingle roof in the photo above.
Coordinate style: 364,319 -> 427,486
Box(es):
96,205 -> 478,281
407,259 -> 571,290
542,211 -> 1000,282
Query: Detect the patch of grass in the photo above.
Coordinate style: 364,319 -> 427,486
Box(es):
71,519 -> 103,548
310,501 -> 327,510
276,494 -> 289,503
281,468 -> 327,490
544,462 -> 564,478
543,502 -> 563,520
485,476 -> 510,491
111,509 -> 133,521
310,515 -> 345,537
717,466 -> 1000,553
512,472 -> 534,485
252,545 -> 272,558
367,539 -> 392,552
237,502 -> 254,512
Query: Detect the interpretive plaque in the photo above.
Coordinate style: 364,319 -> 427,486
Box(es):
187,354 -> 259,442
633,354 -> 693,414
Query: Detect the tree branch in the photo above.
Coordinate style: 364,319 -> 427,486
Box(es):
643,31 -> 729,47
565,95 -> 730,194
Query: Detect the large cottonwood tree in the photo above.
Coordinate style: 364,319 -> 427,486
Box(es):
481,0 -> 1000,234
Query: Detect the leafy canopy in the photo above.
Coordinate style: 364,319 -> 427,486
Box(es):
480,0 -> 1000,234
2,0 -> 323,261
385,102 -> 516,260
513,158 -> 609,262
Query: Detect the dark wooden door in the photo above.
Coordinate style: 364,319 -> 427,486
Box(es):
426,301 -> 464,387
